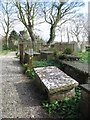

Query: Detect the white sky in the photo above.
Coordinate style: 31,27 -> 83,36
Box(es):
0,0 -> 90,42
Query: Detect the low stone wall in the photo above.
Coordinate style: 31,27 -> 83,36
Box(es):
34,66 -> 78,103
51,42 -> 74,52
59,60 -> 89,84
80,84 -> 90,119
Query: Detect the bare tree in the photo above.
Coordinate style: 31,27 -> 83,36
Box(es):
0,0 -> 14,49
14,0 -> 38,49
66,26 -> 70,43
42,0 -> 84,44
82,19 -> 88,40
71,16 -> 85,43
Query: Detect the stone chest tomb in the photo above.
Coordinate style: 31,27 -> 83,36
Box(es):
34,66 -> 78,103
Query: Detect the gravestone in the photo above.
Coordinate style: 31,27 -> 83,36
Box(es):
34,66 -> 79,103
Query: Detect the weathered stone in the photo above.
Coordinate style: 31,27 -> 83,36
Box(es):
24,51 -> 40,64
40,51 -> 53,60
34,66 -> 79,103
48,88 -> 75,103
59,60 -> 89,84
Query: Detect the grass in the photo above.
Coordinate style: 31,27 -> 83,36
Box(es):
0,49 -> 12,55
77,52 -> 90,64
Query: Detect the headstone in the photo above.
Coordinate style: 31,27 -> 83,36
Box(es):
34,66 -> 79,103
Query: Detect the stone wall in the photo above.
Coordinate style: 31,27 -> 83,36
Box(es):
51,42 -> 74,52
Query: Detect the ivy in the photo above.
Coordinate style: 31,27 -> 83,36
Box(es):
42,87 -> 83,119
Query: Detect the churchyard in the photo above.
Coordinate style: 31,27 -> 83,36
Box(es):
0,0 -> 90,119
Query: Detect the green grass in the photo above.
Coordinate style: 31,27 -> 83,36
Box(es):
0,50 -> 11,55
77,52 -> 90,63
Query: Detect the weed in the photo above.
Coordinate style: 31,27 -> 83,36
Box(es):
17,53 -> 20,59
77,52 -> 89,63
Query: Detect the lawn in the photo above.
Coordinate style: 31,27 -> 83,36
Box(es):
0,50 -> 11,55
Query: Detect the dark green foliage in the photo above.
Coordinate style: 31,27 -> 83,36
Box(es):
86,47 -> 90,52
63,48 -> 73,54
33,60 -> 60,68
9,30 -> 19,40
77,52 -> 89,63
28,69 -> 35,79
9,30 -> 19,50
42,87 -> 82,119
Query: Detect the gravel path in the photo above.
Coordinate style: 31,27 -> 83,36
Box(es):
0,52 -> 53,119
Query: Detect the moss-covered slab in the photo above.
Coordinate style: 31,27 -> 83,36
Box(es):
34,66 -> 78,102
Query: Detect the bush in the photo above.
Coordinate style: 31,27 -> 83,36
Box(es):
23,63 -> 28,74
86,47 -> 90,52
17,53 -> 20,59
53,49 -> 62,59
63,48 -> 73,54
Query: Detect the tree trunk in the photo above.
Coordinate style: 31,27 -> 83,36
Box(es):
67,27 -> 69,43
6,33 -> 9,49
28,27 -> 35,49
47,25 -> 55,44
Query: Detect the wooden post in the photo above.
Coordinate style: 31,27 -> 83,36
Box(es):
19,43 -> 24,64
